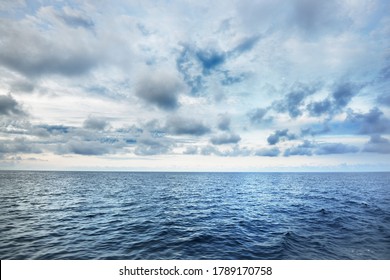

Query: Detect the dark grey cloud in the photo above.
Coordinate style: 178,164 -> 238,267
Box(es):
56,140 -> 115,156
284,140 -> 314,157
306,83 -> 360,117
255,147 -> 280,157
267,129 -> 296,145
248,108 -> 269,125
210,133 -> 241,145
135,73 -> 183,111
217,113 -> 231,131
273,84 -> 317,118
315,143 -> 359,155
83,116 -> 109,131
0,137 -> 42,156
166,116 -> 210,136
0,94 -> 26,116
0,22 -> 98,78
363,135 -> 390,154
332,83 -> 357,110
347,107 -> 390,135
134,134 -> 173,156
307,99 -> 332,117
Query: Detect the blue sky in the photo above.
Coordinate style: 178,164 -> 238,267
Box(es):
0,0 -> 389,171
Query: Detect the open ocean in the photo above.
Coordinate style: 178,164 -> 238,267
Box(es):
0,171 -> 389,260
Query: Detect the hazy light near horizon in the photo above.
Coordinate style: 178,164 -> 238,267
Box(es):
0,0 -> 389,171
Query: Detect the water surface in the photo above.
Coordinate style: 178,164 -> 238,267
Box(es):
0,171 -> 389,259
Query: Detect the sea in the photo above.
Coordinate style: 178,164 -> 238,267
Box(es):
0,171 -> 389,260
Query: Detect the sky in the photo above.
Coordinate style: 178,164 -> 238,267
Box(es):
0,0 -> 389,171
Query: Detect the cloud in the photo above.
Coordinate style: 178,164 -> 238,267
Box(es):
284,140 -> 314,156
183,146 -> 198,155
347,107 -> 390,135
248,108 -> 269,125
284,140 -> 359,156
134,134 -> 173,156
255,147 -> 280,157
0,0 -> 25,12
217,113 -> 231,131
237,0 -> 349,38
56,140 -> 116,156
0,94 -> 26,116
363,135 -> 390,154
34,124 -> 71,136
210,133 -> 241,145
0,0 -> 389,169
0,14 -> 99,78
267,129 -> 296,145
307,99 -> 332,116
56,7 -> 94,29
273,84 -> 317,118
315,143 -> 359,155
200,144 -> 251,157
166,116 -> 210,136
377,93 -> 390,107
290,0 -> 348,37
135,71 -> 183,111
200,145 -> 220,156
306,83 -> 360,117
332,83 -> 357,110
231,35 -> 262,55
196,48 -> 226,74
176,44 -> 205,95
10,80 -> 35,93
0,137 -> 42,156
83,116 -> 109,131
175,37 -> 258,95
300,124 -> 330,136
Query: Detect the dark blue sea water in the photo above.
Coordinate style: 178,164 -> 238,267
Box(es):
0,171 -> 389,260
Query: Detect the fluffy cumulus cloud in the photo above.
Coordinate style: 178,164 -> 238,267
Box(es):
0,0 -> 389,171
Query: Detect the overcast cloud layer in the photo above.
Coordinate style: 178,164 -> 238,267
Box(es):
0,0 -> 389,171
